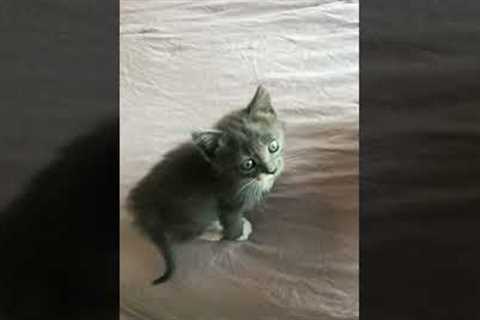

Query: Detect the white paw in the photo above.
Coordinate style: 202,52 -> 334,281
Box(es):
236,218 -> 252,241
198,230 -> 223,242
198,220 -> 224,241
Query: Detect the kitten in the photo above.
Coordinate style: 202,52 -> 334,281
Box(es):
127,85 -> 285,284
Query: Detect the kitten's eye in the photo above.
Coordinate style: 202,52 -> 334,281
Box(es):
268,140 -> 279,153
241,159 -> 255,171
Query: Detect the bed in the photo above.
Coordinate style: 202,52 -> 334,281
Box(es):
120,1 -> 358,319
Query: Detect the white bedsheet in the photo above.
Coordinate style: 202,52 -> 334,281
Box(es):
120,1 -> 358,319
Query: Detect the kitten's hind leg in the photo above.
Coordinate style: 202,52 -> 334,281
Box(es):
206,220 -> 223,232
198,230 -> 223,242
173,224 -> 204,242
198,220 -> 223,242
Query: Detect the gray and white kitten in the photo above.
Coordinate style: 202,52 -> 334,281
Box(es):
127,85 -> 285,284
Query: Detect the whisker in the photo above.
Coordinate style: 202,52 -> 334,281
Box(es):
236,179 -> 256,196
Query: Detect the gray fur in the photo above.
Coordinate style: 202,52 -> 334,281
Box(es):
127,85 -> 285,284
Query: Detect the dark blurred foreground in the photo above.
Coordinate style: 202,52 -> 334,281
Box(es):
0,120 -> 118,320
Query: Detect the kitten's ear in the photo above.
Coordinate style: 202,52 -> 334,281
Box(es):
191,130 -> 224,161
246,85 -> 276,117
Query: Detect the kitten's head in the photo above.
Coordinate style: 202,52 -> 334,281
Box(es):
192,85 -> 285,201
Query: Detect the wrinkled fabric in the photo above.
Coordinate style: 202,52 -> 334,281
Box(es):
120,1 -> 358,319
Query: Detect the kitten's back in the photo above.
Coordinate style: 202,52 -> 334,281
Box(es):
128,142 -> 220,230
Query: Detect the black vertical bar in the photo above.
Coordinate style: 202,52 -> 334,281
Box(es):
361,1 -> 480,319
0,0 -> 119,319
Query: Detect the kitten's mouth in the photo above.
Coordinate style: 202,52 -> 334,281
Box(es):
256,173 -> 275,181
256,173 -> 275,192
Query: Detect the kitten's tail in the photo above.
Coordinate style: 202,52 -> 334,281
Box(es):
150,230 -> 175,285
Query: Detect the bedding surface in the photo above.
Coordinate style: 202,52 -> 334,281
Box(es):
120,1 -> 358,319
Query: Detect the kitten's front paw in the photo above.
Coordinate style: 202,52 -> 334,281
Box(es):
235,218 -> 252,241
